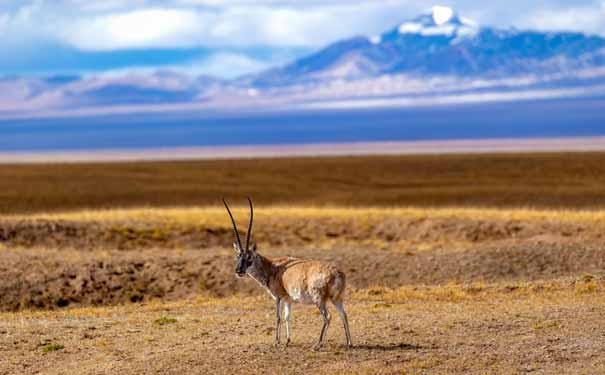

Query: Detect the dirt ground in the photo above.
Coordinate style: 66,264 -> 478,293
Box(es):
1,207 -> 604,374
1,242 -> 605,312
1,280 -> 604,375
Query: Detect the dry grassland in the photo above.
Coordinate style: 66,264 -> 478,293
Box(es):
2,152 -> 605,214
0,206 -> 604,373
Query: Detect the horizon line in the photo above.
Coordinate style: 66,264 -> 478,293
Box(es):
2,136 -> 605,164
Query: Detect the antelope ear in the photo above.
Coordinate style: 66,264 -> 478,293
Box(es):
233,242 -> 241,254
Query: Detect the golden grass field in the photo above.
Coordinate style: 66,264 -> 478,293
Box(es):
3,152 -> 605,213
1,153 -> 605,374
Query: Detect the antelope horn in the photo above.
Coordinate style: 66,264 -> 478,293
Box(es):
222,198 -> 244,251
245,197 -> 254,251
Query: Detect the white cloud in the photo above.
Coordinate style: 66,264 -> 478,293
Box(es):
78,52 -> 275,78
207,7 -> 342,46
194,52 -> 272,78
519,4 -> 605,35
62,8 -> 209,50
55,3 -> 396,50
0,1 -> 413,51
0,0 -> 604,59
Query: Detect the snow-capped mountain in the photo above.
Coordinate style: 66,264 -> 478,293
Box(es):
2,6 -> 605,117
249,6 -> 605,87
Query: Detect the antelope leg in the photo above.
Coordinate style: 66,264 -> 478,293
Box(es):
275,298 -> 282,345
284,301 -> 292,346
333,300 -> 352,348
314,301 -> 331,350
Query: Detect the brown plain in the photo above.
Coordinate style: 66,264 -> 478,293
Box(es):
2,152 -> 605,213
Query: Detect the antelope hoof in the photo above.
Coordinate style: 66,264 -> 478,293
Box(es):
312,343 -> 323,351
273,341 -> 282,348
285,339 -> 291,347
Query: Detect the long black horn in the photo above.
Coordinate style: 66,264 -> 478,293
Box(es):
222,198 -> 244,251
245,197 -> 254,251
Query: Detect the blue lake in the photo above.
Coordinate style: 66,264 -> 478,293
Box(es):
1,98 -> 604,152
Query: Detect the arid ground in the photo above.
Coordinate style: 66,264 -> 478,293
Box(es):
1,153 -> 605,374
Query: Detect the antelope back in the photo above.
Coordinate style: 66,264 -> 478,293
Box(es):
279,259 -> 343,303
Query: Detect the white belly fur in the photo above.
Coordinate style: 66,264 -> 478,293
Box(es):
288,287 -> 316,304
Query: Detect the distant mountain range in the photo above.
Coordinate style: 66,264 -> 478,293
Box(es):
250,6 -> 605,86
2,6 -> 605,118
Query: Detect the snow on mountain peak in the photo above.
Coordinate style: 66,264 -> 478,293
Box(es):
398,22 -> 423,34
431,5 -> 454,25
396,6 -> 477,38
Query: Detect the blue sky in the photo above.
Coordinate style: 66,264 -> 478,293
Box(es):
1,0 -> 604,78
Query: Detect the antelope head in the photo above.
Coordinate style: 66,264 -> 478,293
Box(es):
222,197 -> 256,278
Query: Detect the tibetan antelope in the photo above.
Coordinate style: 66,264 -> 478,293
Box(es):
222,198 -> 352,350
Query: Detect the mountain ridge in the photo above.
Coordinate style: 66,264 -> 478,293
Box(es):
248,6 -> 605,87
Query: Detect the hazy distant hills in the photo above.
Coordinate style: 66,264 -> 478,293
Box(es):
2,6 -> 605,117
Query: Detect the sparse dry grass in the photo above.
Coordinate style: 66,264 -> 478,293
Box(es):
359,276 -> 605,304
41,343 -> 64,353
4,205 -> 604,258
2,276 -> 601,320
1,280 -> 604,374
10,205 -> 605,226
1,205 -> 604,311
